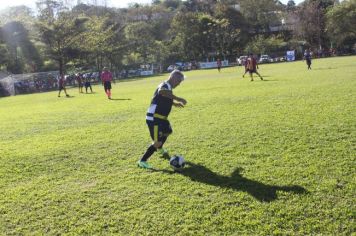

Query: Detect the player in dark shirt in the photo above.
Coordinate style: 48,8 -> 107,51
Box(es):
217,58 -> 222,72
76,73 -> 84,93
138,70 -> 187,169
58,74 -> 70,97
304,49 -> 312,70
84,73 -> 93,93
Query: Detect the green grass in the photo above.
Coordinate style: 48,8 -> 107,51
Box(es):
0,56 -> 355,235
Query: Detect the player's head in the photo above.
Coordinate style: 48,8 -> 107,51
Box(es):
168,70 -> 185,88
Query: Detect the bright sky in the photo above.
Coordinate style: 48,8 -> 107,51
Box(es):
0,0 -> 306,12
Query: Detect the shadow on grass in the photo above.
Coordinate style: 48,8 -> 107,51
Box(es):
110,98 -> 132,101
313,67 -> 337,70
155,161 -> 307,202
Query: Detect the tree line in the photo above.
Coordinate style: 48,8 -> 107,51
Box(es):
0,0 -> 355,75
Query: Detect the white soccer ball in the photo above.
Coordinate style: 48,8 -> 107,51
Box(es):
169,155 -> 185,170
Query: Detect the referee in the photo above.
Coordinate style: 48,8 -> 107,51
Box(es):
138,70 -> 187,169
100,67 -> 114,99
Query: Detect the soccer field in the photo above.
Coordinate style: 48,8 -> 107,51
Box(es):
0,56 -> 355,234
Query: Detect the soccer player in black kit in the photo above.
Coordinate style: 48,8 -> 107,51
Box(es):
138,70 -> 187,169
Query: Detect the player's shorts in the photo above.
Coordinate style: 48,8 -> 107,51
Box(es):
306,59 -> 311,65
104,81 -> 111,90
146,120 -> 173,142
59,86 -> 64,91
85,82 -> 91,87
249,69 -> 257,74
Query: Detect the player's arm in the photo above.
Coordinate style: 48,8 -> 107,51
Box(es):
173,101 -> 184,108
159,89 -> 187,105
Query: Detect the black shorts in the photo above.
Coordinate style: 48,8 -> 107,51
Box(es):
146,120 -> 172,142
59,86 -> 64,91
306,59 -> 311,65
104,81 -> 111,90
85,82 -> 91,87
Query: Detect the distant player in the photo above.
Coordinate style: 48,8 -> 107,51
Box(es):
217,58 -> 222,72
304,49 -> 312,70
84,74 -> 93,93
57,74 -> 69,97
100,67 -> 114,99
137,70 -> 187,169
76,73 -> 84,93
246,54 -> 263,81
242,59 -> 249,78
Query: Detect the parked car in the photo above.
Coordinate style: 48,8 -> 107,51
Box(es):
167,62 -> 191,72
237,56 -> 248,66
259,55 -> 273,63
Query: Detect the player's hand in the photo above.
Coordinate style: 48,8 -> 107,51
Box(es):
178,98 -> 187,105
174,103 -> 184,108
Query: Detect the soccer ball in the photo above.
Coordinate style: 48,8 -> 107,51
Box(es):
169,155 -> 185,170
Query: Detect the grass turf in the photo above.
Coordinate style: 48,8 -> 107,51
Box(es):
0,56 -> 355,234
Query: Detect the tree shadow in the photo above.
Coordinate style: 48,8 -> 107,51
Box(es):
154,161 -> 307,202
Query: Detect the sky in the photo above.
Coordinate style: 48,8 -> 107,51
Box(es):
0,0 -> 306,12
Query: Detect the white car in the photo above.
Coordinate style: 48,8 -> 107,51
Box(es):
259,55 -> 273,63
237,56 -> 248,66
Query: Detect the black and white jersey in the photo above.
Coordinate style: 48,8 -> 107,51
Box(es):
146,82 -> 173,121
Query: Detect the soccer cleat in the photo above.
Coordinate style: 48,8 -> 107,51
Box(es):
137,161 -> 152,169
158,148 -> 168,155
158,148 -> 170,159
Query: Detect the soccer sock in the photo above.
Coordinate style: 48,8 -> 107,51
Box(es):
140,145 -> 157,162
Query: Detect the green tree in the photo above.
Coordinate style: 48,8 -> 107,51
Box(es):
169,12 -> 210,61
0,6 -> 43,73
326,0 -> 356,47
244,35 -> 285,55
294,0 -> 335,49
239,0 -> 282,32
36,0 -> 87,74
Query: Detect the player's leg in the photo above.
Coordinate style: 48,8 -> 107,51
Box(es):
249,71 -> 254,81
255,71 -> 263,80
104,82 -> 109,98
64,87 -> 69,97
138,123 -> 160,168
157,121 -> 173,159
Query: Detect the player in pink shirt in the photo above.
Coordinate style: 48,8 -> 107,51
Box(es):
100,67 -> 115,99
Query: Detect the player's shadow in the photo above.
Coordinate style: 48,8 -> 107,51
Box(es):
156,161 -> 307,202
110,98 -> 132,101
